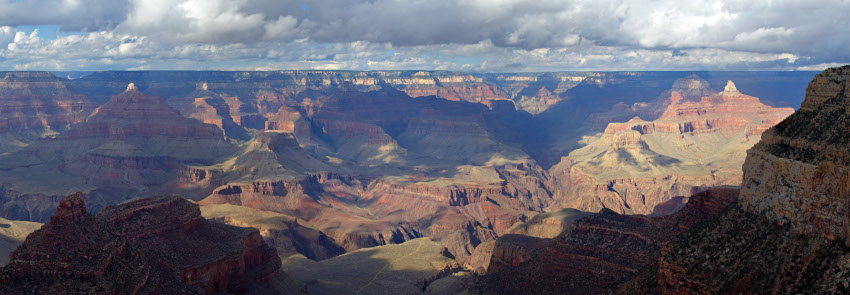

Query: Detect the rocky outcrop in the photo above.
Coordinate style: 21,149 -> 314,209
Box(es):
98,195 -> 282,294
0,193 -> 284,294
644,66 -> 850,294
741,67 -> 850,243
0,193 -> 203,294
473,187 -> 738,294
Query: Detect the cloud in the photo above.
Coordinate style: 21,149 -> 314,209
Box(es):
0,0 -> 128,31
0,0 -> 848,71
796,62 -> 850,71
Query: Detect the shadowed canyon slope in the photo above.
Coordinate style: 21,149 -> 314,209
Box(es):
281,237 -> 463,295
0,70 -> 815,279
470,187 -> 739,294
0,193 -> 296,294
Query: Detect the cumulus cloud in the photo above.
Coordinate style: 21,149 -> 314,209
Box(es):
0,0 -> 847,71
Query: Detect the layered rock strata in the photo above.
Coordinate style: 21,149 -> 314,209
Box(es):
0,192 -> 283,294
98,195 -> 282,294
548,77 -> 794,215
0,193 -> 203,294
0,72 -> 93,154
643,66 -> 850,294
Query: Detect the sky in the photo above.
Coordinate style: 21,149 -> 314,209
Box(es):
0,0 -> 848,72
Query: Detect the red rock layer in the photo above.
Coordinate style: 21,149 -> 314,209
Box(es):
73,84 -> 224,140
0,192 -> 285,294
384,72 -> 508,105
0,193 -> 203,294
584,78 -> 793,135
195,166 -> 551,263
548,78 -> 794,215
0,72 -> 92,133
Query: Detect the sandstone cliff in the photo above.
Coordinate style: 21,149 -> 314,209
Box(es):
641,66 -> 850,294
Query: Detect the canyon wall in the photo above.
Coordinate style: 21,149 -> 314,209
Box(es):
646,66 -> 850,294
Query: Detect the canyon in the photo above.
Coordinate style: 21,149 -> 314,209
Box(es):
0,69 -> 822,294
640,65 -> 850,294
470,66 -> 850,294
546,77 -> 794,214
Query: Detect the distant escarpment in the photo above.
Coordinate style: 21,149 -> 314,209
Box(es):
0,72 -> 93,154
0,193 -> 286,294
637,66 -> 850,294
471,187 -> 738,294
547,77 -> 794,215
0,84 -> 235,221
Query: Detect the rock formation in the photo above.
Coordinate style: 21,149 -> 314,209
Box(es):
98,195 -> 282,294
0,193 -> 203,294
472,187 -> 739,294
0,84 -> 235,221
547,77 -> 794,215
635,66 -> 850,294
0,72 -> 93,154
0,192 -> 285,294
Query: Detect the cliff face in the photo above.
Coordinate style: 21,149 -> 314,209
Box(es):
647,66 -> 850,294
0,84 -> 235,219
548,77 -> 794,215
0,193 -> 203,294
0,193 -> 284,294
98,196 -> 282,294
0,72 -> 93,154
